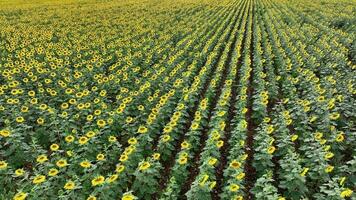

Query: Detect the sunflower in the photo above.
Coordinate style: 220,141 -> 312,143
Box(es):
36,155 -> 48,163
108,136 -> 117,143
53,159 -> 66,168
181,141 -> 190,149
0,161 -> 8,170
48,168 -> 59,176
96,154 -> 105,161
291,135 -> 298,142
216,140 -> 224,148
139,161 -> 151,171
229,184 -> 240,192
65,135 -> 75,143
236,172 -> 245,180
325,165 -> 334,173
0,129 -> 10,137
340,189 -> 353,198
128,137 -> 137,145
137,126 -> 148,134
80,161 -> 91,168
229,160 -> 241,169
97,119 -> 106,127
300,167 -> 309,177
91,175 -> 105,186
267,146 -> 276,154
208,157 -> 217,166
15,168 -> 25,176
64,181 -> 75,190
122,193 -> 136,200
13,192 -> 27,200
178,157 -> 188,165
87,196 -> 97,200
152,153 -> 160,160
79,136 -> 89,145
50,143 -> 59,151
32,175 -> 46,184
16,117 -> 25,123
115,164 -> 125,173
107,174 -> 119,183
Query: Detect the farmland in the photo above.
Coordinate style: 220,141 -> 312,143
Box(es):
0,0 -> 355,199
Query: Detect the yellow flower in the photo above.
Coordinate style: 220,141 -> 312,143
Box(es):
229,160 -> 241,169
339,177 -> 346,186
16,117 -> 25,123
309,116 -> 317,123
0,129 -> 11,137
137,105 -> 144,111
199,174 -> 209,186
122,193 -> 136,200
329,112 -> 340,120
229,184 -> 240,192
91,175 -> 105,186
300,168 -> 309,177
32,175 -> 46,184
13,192 -> 27,200
216,140 -> 224,148
65,135 -> 75,143
115,164 -> 125,173
152,153 -> 160,160
87,195 -> 97,200
217,111 -> 226,117
107,174 -> 119,183
97,119 -> 106,127
233,195 -> 243,200
64,181 -> 75,190
119,154 -> 128,162
86,131 -> 96,138
126,117 -> 133,123
50,143 -> 59,151
325,165 -> 334,173
80,161 -> 91,168
191,122 -> 199,130
56,159 -> 68,168
36,155 -> 48,163
128,137 -> 137,145
137,126 -> 148,134
79,136 -> 89,145
324,152 -> 334,160
314,132 -> 323,140
15,168 -> 25,176
242,108 -> 248,114
263,117 -> 271,123
139,161 -> 151,171
108,136 -> 117,143
340,188 -> 353,198
37,117 -> 44,125
97,153 -> 105,161
266,125 -> 274,134
67,151 -> 74,157
291,135 -> 298,142
208,157 -> 218,166
48,168 -> 59,176
267,146 -> 276,154
236,172 -> 245,180
162,134 -> 170,142
0,161 -> 8,170
336,133 -> 344,142
181,141 -> 190,149
178,157 -> 188,165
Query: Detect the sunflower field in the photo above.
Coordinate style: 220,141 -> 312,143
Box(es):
0,0 -> 355,199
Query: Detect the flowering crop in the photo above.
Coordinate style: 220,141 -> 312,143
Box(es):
0,0 -> 355,199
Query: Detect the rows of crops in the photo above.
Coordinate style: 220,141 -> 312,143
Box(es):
0,0 -> 355,199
